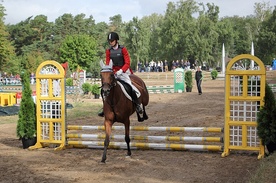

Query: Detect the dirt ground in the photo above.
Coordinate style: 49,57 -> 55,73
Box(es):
0,75 -> 261,183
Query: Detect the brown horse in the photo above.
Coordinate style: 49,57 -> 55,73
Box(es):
99,60 -> 149,163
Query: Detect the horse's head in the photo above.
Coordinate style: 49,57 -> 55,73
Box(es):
100,60 -> 116,97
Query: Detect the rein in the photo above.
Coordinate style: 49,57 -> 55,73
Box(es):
100,68 -> 116,90
100,68 -> 118,121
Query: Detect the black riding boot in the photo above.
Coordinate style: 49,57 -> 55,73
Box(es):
98,109 -> 104,117
132,90 -> 143,114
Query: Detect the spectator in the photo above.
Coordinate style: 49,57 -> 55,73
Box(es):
187,61 -> 190,70
149,60 -> 155,72
137,61 -> 142,72
145,61 -> 150,72
171,60 -> 176,71
195,66 -> 203,95
175,60 -> 179,68
160,60 -> 164,72
164,60 -> 168,72
272,58 -> 276,70
157,61 -> 161,72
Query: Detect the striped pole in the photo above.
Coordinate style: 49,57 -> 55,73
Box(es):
67,141 -> 223,151
67,134 -> 223,142
67,125 -> 223,133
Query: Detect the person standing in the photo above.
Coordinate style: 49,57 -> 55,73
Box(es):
195,66 -> 203,95
98,32 -> 143,117
164,60 -> 168,72
272,58 -> 276,70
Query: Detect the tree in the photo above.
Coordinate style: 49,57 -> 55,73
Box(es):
195,3 -> 220,67
59,34 -> 98,71
124,17 -> 147,68
22,50 -> 45,73
30,15 -> 51,42
145,14 -> 164,61
216,18 -> 235,64
16,70 -> 36,140
161,0 -> 198,61
256,7 -> 276,64
0,4 -> 16,72
2,0 -> 276,73
54,13 -> 75,38
94,21 -> 109,60
254,1 -> 273,34
7,17 -> 37,56
108,14 -> 123,33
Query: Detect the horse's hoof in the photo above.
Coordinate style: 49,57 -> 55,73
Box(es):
100,161 -> 106,164
138,118 -> 144,122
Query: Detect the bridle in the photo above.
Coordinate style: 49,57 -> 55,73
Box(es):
100,68 -> 117,98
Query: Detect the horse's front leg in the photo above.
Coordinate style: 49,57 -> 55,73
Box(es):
101,121 -> 112,163
124,119 -> 131,157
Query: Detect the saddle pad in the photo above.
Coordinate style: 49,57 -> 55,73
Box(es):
117,81 -> 141,101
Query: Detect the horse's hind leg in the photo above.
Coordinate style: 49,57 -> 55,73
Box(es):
124,120 -> 131,157
101,122 -> 112,163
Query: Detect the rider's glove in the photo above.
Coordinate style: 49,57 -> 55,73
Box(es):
116,69 -> 123,76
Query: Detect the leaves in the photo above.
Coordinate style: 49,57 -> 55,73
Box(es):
59,34 -> 98,71
257,83 -> 276,144
16,71 -> 36,139
184,70 -> 193,88
1,0 -> 276,74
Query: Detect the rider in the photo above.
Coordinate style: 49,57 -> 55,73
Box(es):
98,32 -> 143,117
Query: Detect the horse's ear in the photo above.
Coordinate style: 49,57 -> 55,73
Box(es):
109,59 -> 113,68
100,60 -> 105,68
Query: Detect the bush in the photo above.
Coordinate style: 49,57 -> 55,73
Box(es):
16,71 -> 36,139
211,69 -> 218,80
66,78 -> 73,86
257,83 -> 276,146
81,83 -> 92,95
184,70 -> 193,88
91,84 -> 101,95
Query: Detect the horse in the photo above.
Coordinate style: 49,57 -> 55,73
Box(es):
99,60 -> 149,163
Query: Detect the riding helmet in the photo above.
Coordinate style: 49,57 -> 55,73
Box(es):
107,32 -> 119,41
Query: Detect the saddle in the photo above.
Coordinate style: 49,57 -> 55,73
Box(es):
117,79 -> 141,101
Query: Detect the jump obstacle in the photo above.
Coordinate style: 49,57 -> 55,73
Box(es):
146,85 -> 174,94
30,55 -> 268,159
66,125 -> 224,151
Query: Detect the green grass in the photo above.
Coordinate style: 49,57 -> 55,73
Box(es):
0,102 -> 102,125
0,115 -> 18,124
66,101 -> 102,119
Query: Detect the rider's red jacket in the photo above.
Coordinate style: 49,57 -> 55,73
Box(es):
105,46 -> 133,74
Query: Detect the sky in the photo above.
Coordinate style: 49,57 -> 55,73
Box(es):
2,0 -> 276,25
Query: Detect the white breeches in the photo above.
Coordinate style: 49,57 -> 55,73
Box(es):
116,69 -> 140,95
